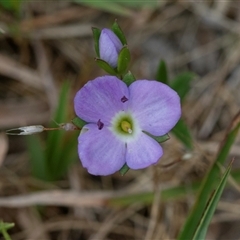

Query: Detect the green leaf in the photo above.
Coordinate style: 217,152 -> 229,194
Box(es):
170,72 -> 195,101
26,82 -> 81,181
52,132 -> 79,179
111,20 -> 127,45
122,71 -> 135,86
171,118 -> 193,150
0,0 -> 22,13
155,60 -> 168,85
46,81 -> 72,180
0,221 -> 14,240
92,27 -> 101,57
177,111 -> 240,240
0,222 -> 14,231
114,0 -> 160,8
109,181 -> 200,206
143,131 -> 170,143
27,135 -> 49,180
117,46 -> 131,75
109,168 -> 240,207
95,58 -> 118,75
73,0 -> 132,16
72,117 -> 87,129
119,163 -> 130,176
192,162 -> 232,240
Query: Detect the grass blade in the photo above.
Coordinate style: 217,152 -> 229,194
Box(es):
109,168 -> 240,207
170,72 -> 195,101
74,0 -> 132,16
171,118 -> 193,150
155,60 -> 168,85
177,111 -> 240,240
52,132 -> 79,179
46,81 -> 72,180
27,135 -> 49,180
0,221 -> 14,240
192,162 -> 232,240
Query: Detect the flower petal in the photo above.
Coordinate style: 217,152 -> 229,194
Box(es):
99,29 -> 123,68
126,132 -> 163,169
74,76 -> 129,124
128,80 -> 181,136
78,124 -> 126,175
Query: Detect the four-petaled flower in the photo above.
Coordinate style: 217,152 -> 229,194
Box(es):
99,28 -> 123,68
74,76 -> 181,176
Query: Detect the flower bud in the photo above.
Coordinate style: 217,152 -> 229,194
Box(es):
6,125 -> 44,135
99,28 -> 123,68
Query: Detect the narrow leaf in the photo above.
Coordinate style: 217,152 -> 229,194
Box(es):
170,72 -> 195,101
193,162 -> 232,240
46,81 -> 71,180
74,1 -> 132,16
51,132 -> 79,179
0,222 -> 14,231
177,111 -> 240,240
155,60 -> 168,84
109,169 -> 240,207
111,20 -> 127,45
117,46 -> 131,75
27,135 -> 49,180
0,221 -> 14,240
114,0 -> 159,8
95,58 -> 118,75
171,118 -> 193,150
92,27 -> 101,57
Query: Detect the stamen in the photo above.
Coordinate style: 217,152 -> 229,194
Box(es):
97,119 -> 104,130
127,128 -> 133,134
121,96 -> 128,103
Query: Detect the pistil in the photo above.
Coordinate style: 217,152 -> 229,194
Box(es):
120,120 -> 132,134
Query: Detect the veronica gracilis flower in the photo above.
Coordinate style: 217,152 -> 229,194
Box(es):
74,76 -> 181,175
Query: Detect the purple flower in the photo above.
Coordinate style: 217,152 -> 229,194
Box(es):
74,76 -> 181,176
99,28 -> 123,68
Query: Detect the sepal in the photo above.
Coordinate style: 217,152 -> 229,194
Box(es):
95,58 -> 118,75
119,163 -> 130,176
72,117 -> 87,129
92,27 -> 101,57
117,45 -> 131,75
122,71 -> 136,86
111,20 -> 127,45
143,131 -> 170,143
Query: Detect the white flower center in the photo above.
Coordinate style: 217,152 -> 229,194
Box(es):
109,111 -> 141,143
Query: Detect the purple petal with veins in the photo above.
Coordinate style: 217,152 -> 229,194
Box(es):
74,76 -> 181,176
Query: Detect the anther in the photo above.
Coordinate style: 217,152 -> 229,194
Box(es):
97,119 -> 104,130
121,96 -> 128,103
